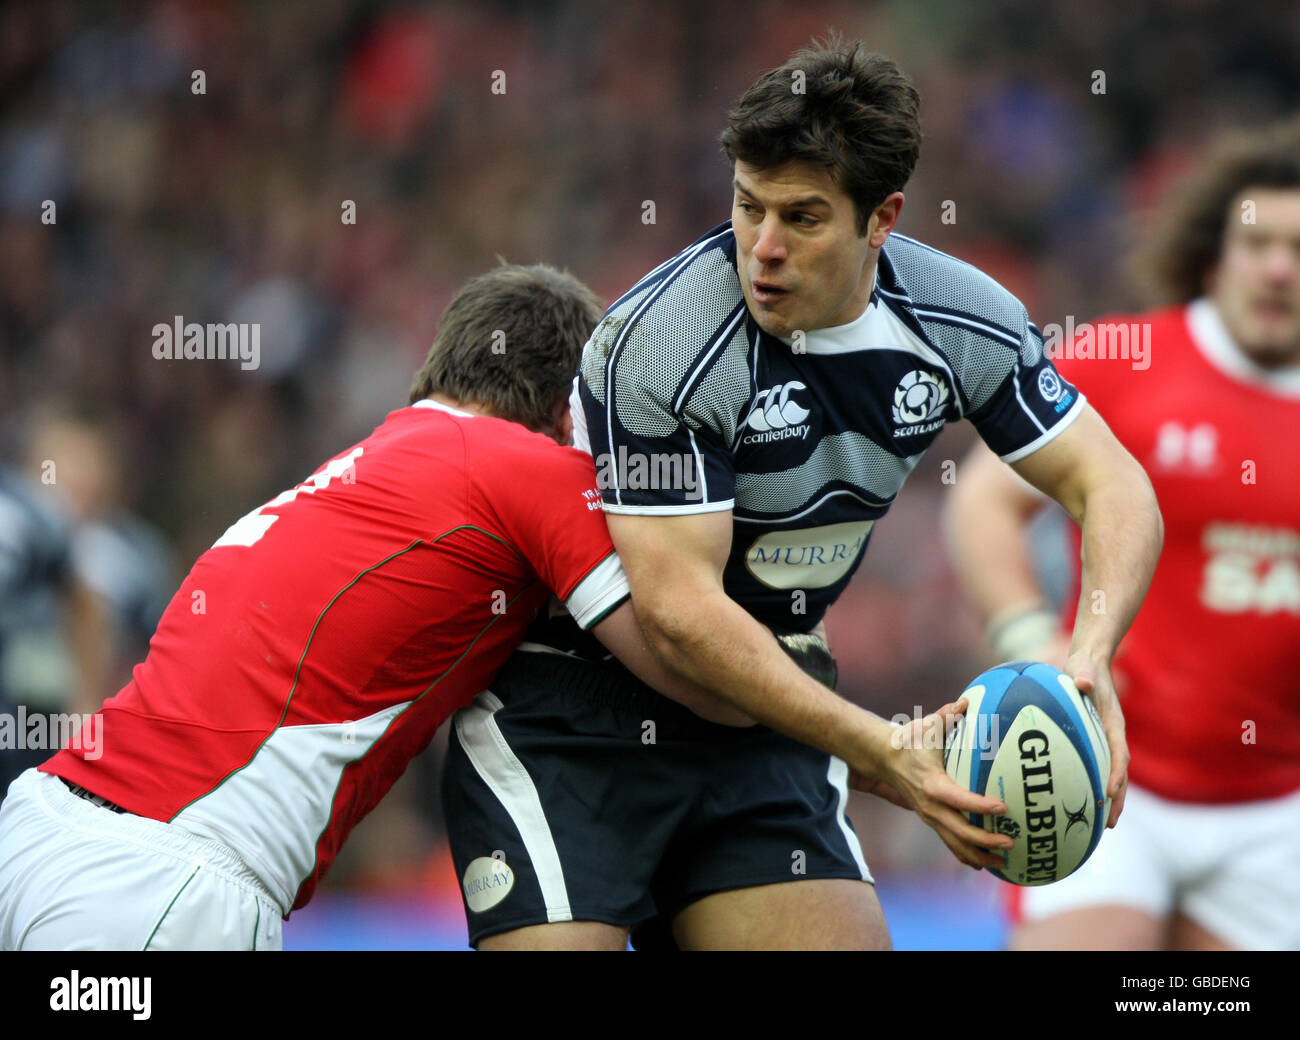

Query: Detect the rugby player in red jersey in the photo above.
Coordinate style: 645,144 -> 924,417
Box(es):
0,264 -> 715,949
945,120 -> 1300,950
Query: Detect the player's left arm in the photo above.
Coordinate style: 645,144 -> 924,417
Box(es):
1007,402 -> 1164,827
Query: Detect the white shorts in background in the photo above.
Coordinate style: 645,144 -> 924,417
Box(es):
0,768 -> 283,951
1019,781 -> 1300,950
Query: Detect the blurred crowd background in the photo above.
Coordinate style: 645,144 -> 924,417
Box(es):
2,0 -> 1296,948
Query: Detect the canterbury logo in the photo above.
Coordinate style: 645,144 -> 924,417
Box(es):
746,382 -> 810,432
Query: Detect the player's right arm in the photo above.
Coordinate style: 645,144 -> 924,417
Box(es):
588,602 -> 755,727
607,507 -> 1015,870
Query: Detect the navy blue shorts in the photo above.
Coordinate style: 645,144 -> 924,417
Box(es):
441,651 -> 872,947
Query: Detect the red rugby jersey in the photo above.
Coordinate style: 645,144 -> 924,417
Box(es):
42,400 -> 628,911
1052,301 -> 1300,803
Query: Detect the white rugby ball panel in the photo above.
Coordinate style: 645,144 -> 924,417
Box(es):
988,707 -> 1099,884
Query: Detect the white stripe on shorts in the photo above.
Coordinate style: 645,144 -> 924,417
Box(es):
453,692 -> 574,923
827,756 -> 873,882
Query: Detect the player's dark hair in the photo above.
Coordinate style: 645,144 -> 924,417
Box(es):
1134,118 -> 1300,305
408,263 -> 603,432
720,33 -> 921,236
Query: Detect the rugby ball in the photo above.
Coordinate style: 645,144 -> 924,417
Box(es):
943,661 -> 1111,886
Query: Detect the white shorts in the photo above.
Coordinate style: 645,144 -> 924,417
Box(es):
0,769 -> 284,951
1019,781 -> 1300,950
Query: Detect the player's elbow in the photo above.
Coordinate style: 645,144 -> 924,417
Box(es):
629,581 -> 713,667
1087,448 -> 1164,551
1121,460 -> 1164,579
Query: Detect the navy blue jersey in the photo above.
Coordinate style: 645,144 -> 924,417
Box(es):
574,221 -> 1084,629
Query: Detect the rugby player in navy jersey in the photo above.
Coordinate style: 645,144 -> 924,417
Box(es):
442,36 -> 1163,950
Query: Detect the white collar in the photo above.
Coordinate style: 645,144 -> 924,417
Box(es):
771,268 -> 880,355
411,398 -> 477,418
1186,298 -> 1300,398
